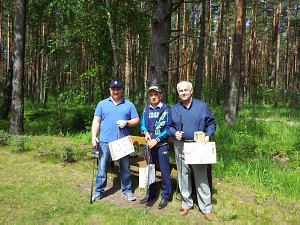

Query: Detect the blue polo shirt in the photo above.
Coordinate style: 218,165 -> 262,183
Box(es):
169,98 -> 216,140
94,97 -> 139,142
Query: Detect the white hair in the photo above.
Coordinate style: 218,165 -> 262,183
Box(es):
177,81 -> 193,91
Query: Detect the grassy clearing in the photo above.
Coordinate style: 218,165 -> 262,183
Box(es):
0,148 -> 184,225
0,144 -> 299,224
213,106 -> 300,202
0,105 -> 300,224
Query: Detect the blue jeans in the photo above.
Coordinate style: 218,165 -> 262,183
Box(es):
95,142 -> 133,194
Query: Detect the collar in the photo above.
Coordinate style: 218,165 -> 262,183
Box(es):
180,98 -> 193,109
150,102 -> 163,109
109,96 -> 125,105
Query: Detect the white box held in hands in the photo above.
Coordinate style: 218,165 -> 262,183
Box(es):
108,136 -> 135,161
183,142 -> 217,164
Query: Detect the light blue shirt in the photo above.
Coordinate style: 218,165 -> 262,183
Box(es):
94,97 -> 139,142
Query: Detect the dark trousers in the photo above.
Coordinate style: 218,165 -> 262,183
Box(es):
147,144 -> 172,199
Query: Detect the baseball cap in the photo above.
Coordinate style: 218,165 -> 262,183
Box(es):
110,80 -> 122,88
147,85 -> 161,93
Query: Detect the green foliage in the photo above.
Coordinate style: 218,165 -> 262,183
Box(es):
12,135 -> 30,152
0,130 -> 11,146
213,106 -> 300,200
71,131 -> 91,145
59,145 -> 77,163
31,136 -> 86,163
24,99 -> 94,135
0,120 -> 9,131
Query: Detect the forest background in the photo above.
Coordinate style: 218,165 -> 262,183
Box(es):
0,0 -> 299,224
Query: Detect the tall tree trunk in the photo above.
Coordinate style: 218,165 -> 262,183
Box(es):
238,0 -> 246,110
194,0 -> 205,99
6,0 -> 11,79
9,0 -> 26,134
171,0 -> 182,102
284,0 -> 291,101
1,1 -> 12,119
124,29 -> 130,97
261,10 -> 268,103
188,0 -> 198,82
168,0 -> 182,104
225,0 -> 244,125
248,0 -> 257,104
269,2 -> 279,99
1,58 -> 13,119
206,0 -> 213,103
214,0 -> 224,105
274,0 -> 282,107
147,0 -> 171,101
290,19 -> 300,109
0,0 -> 3,76
223,0 -> 231,106
105,0 -> 120,79
180,2 -> 188,80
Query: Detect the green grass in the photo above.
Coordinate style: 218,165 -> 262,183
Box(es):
0,104 -> 300,223
1,142 -> 300,224
0,148 -> 187,224
212,106 -> 300,202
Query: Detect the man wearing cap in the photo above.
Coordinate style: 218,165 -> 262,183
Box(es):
139,85 -> 172,209
169,81 -> 216,221
91,80 -> 140,202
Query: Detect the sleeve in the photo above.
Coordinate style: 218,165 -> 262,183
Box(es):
168,107 -> 177,137
204,104 -> 216,137
94,102 -> 102,117
129,102 -> 139,119
140,108 -> 147,134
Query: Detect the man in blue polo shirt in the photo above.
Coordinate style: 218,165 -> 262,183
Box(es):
169,81 -> 216,221
91,80 -> 140,202
139,85 -> 172,209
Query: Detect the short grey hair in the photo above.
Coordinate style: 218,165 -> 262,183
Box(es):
177,81 -> 193,91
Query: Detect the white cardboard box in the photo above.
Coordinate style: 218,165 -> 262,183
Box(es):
183,142 -> 217,164
138,164 -> 156,188
108,136 -> 135,161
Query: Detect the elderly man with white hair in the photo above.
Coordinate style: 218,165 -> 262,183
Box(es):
169,81 -> 216,221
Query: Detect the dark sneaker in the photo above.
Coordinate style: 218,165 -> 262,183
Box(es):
158,198 -> 169,209
139,195 -> 149,204
122,191 -> 136,201
92,192 -> 103,203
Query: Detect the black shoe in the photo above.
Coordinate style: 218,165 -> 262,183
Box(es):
139,195 -> 149,204
158,198 -> 169,209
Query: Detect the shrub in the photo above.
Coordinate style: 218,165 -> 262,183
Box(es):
59,145 -> 77,163
0,130 -> 10,146
13,135 -> 30,152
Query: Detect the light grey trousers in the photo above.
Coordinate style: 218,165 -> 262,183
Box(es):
174,141 -> 212,213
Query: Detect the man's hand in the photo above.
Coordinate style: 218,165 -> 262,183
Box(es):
175,131 -> 184,141
116,120 -> 127,128
147,139 -> 158,149
144,131 -> 151,141
92,137 -> 99,147
205,135 -> 209,143
203,135 -> 210,144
